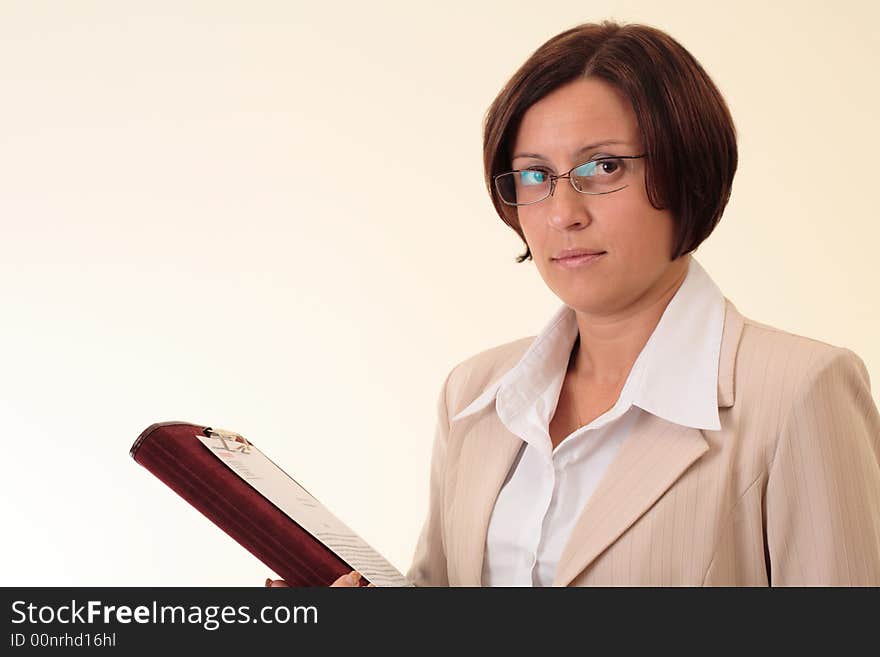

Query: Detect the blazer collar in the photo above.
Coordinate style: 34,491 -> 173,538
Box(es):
447,297 -> 745,586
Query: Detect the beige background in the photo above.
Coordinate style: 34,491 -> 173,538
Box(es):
1,0 -> 877,586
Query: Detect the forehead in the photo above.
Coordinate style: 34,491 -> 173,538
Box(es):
513,77 -> 639,155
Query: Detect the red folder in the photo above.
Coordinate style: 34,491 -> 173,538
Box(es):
130,421 -> 369,586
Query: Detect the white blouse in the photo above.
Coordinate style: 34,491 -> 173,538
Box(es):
451,257 -> 727,586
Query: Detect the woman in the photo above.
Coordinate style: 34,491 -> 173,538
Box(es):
271,20 -> 880,587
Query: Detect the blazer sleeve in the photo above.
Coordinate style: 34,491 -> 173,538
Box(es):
405,370 -> 453,586
765,347 -> 880,585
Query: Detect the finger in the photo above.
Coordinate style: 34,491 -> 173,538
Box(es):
330,570 -> 361,587
267,578 -> 290,588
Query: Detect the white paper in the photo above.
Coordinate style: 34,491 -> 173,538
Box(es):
196,433 -> 412,587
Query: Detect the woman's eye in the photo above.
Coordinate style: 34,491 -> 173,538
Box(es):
519,170 -> 547,186
574,158 -> 621,177
598,158 -> 621,174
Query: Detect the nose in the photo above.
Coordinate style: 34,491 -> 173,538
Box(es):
546,176 -> 590,231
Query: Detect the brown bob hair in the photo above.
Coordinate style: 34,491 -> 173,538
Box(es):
483,21 -> 738,263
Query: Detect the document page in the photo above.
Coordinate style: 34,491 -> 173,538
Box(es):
196,433 -> 412,587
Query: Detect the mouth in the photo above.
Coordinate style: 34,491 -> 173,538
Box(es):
551,251 -> 607,268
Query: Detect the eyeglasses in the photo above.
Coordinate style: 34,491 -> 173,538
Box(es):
494,154 -> 647,206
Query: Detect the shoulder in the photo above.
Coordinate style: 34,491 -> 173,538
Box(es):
443,336 -> 534,417
730,310 -> 872,413
738,314 -> 868,383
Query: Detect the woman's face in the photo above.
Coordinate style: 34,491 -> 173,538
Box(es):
512,76 -> 685,317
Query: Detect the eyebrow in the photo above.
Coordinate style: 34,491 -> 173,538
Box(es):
512,140 -> 627,162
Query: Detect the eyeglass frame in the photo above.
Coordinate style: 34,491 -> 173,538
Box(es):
494,153 -> 648,206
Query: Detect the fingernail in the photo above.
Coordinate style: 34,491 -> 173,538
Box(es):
349,571 -> 361,584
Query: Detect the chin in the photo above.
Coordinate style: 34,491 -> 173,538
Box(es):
556,290 -> 611,314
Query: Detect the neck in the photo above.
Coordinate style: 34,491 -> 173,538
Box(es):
570,254 -> 691,387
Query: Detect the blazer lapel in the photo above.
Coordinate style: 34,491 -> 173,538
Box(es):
552,297 -> 745,586
552,415 -> 709,586
448,413 -> 524,586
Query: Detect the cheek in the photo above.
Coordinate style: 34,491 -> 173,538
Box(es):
519,214 -> 546,252
520,220 -> 554,282
607,206 -> 676,262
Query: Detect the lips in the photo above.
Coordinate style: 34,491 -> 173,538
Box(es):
552,248 -> 607,260
551,250 -> 606,269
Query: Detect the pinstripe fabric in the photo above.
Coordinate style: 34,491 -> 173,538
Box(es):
406,299 -> 880,586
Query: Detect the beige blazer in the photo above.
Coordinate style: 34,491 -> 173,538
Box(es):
407,298 -> 880,586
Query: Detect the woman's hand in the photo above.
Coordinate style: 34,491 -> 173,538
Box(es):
265,578 -> 289,587
264,570 -> 375,587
